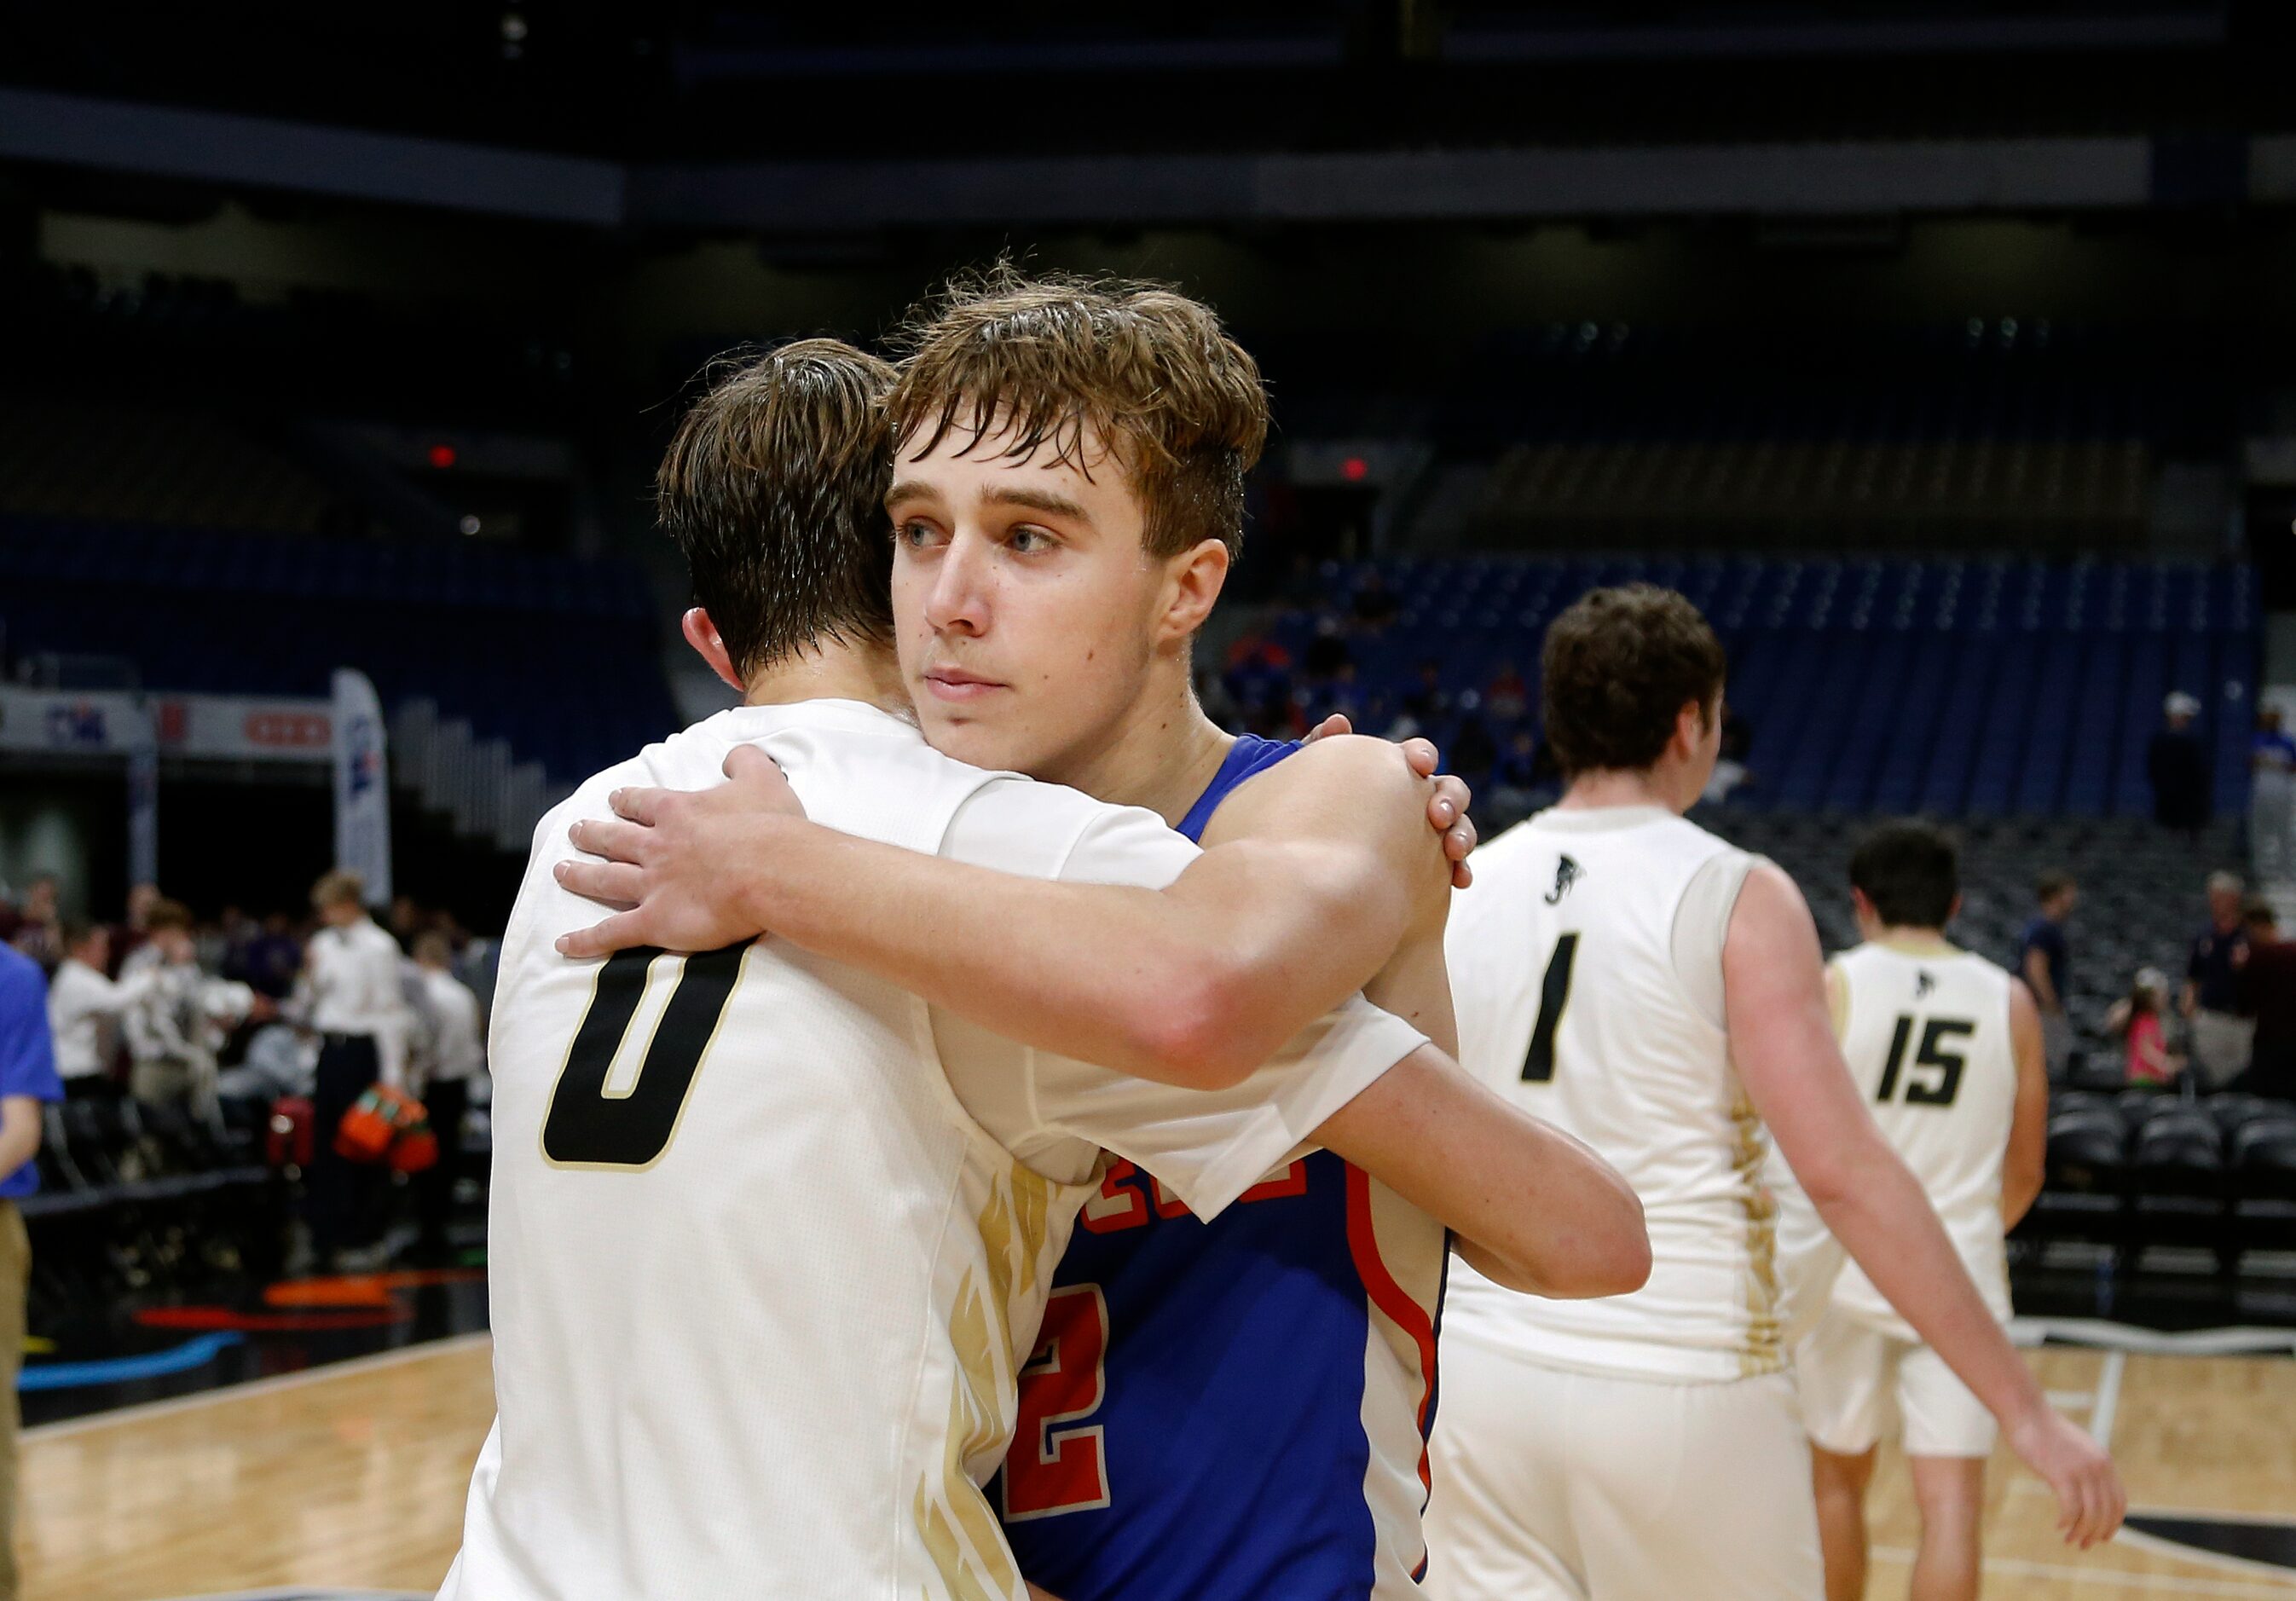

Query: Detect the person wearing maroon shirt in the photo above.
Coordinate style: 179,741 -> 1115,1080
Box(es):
2241,904 -> 2296,1097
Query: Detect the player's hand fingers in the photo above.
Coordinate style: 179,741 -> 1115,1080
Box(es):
723,744 -> 781,786
1302,713 -> 1353,744
554,858 -> 645,906
1453,859 -> 1474,891
1399,737 -> 1441,777
1431,774 -> 1472,830
568,816 -> 652,866
555,910 -> 651,961
606,785 -> 674,826
1447,819 -> 1477,863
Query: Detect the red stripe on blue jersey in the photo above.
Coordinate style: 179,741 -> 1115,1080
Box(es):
994,734 -> 1448,1601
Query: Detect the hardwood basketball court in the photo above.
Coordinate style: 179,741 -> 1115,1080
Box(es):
16,1335 -> 2295,1600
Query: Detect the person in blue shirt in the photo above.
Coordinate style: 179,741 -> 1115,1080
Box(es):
2020,873 -> 2079,1079
0,942 -> 62,1600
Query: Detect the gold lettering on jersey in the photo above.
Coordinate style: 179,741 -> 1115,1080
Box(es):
914,1164 -> 1054,1601
1728,1081 -> 1785,1377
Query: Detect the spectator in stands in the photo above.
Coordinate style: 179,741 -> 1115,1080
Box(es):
2106,969 -> 2178,1089
236,911 -> 304,1000
2254,705 -> 2296,884
2240,903 -> 2296,1097
120,900 -> 206,1103
1402,659 -> 1451,729
0,941 -> 60,1601
2183,872 -> 2255,1089
2020,873 -> 2079,1078
1302,617 -> 1352,680
4,879 -> 58,975
1350,569 -> 1400,633
298,870 -> 409,1273
410,930 -> 483,1261
1485,661 -> 1530,724
107,881 -> 159,979
1448,711 -> 1500,787
44,920 -> 146,1098
2147,691 -> 2211,837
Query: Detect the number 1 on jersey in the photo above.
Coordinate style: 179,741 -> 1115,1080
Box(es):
1521,933 -> 1579,1083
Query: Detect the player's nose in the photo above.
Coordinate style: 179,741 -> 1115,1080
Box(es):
922,529 -> 992,635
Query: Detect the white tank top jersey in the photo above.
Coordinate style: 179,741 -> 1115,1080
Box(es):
1817,941 -> 2018,1341
439,700 -> 1423,1601
1443,805 -> 1778,1383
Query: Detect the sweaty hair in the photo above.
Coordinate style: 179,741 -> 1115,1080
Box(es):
886,265 -> 1269,561
657,338 -> 899,680
1849,822 -> 1961,931
1540,584 -> 1728,777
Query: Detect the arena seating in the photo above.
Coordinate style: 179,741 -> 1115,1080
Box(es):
2020,1089 -> 2296,1273
21,1096 -> 279,1320
0,516 -> 677,786
1258,553 -> 2258,821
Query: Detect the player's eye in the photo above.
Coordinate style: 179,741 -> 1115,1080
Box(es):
1008,525 -> 1056,555
895,517 -> 945,550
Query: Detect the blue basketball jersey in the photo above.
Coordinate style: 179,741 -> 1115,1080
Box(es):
996,734 -> 1450,1601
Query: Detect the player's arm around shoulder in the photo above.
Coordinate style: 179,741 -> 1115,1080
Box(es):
1310,1043 -> 1651,1299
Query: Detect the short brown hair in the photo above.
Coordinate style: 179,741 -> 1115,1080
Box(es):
144,898 -> 193,933
2036,871 -> 2077,903
657,338 -> 899,680
1540,584 -> 1727,777
887,267 -> 1269,560
311,870 -> 366,910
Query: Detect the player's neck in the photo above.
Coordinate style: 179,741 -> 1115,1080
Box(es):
1871,926 -> 1957,955
742,641 -> 906,715
1554,767 -> 1690,815
1040,668 -> 1233,828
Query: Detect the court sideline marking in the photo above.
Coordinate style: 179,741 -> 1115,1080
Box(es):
1870,1548 -> 2296,1598
20,1331 -> 492,1442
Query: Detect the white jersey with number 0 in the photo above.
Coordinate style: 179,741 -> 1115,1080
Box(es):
1443,805 -> 1778,1383
1819,940 -> 2017,1339
440,700 -> 1421,1601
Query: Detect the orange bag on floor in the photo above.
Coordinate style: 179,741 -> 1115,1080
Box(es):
334,1084 -> 427,1165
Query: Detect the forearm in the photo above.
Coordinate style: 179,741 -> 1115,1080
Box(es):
2003,1169 -> 2044,1230
1811,1136 -> 2043,1425
0,1102 -> 40,1175
733,816 -> 1407,1089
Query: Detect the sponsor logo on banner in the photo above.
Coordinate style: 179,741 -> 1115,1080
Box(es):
245,710 -> 333,750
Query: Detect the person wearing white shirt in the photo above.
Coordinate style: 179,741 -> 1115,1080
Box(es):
45,922 -> 148,1096
299,870 -> 410,1270
119,902 -> 207,1103
410,930 -> 483,1258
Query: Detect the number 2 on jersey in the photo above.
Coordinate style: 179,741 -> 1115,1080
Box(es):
542,942 -> 746,1168
1520,933 -> 1579,1083
1003,1284 -> 1113,1521
1875,1014 -> 1974,1107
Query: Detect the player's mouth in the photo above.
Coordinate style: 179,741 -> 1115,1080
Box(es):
922,666 -> 1007,703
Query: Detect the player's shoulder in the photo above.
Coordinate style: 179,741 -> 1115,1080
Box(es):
948,773 -> 1192,886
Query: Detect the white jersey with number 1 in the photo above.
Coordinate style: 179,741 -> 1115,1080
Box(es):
1441,805 -> 1776,1381
438,699 -> 1424,1601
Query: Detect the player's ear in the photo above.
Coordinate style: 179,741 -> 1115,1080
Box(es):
1949,891 -> 1965,923
1155,538 -> 1230,646
1674,697 -> 1708,757
682,608 -> 745,692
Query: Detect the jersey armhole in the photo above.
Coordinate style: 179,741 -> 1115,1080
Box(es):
1668,848 -> 1761,1030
